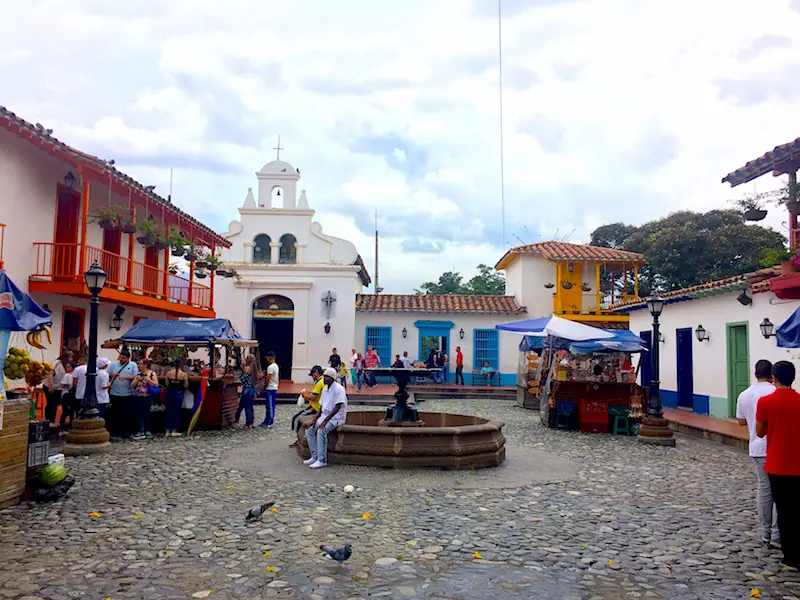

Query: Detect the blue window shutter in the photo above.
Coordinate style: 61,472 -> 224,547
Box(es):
365,326 -> 392,382
473,329 -> 499,370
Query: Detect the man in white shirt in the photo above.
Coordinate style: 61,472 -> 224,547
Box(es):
304,368 -> 348,469
400,351 -> 411,369
260,351 -> 280,428
736,359 -> 780,547
349,348 -> 359,386
96,357 -> 111,421
44,350 -> 69,426
72,356 -> 88,417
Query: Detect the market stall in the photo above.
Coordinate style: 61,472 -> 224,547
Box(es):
497,317 -> 648,434
112,319 -> 257,433
0,271 -> 53,508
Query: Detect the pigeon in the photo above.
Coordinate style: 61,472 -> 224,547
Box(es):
320,544 -> 352,563
281,167 -> 287,172
245,501 -> 275,523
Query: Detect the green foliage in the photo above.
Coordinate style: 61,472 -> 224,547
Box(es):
416,264 -> 506,295
92,205 -> 132,229
761,247 -> 793,267
590,210 -> 786,293
167,226 -> 186,249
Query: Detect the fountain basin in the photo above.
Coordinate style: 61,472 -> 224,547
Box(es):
296,411 -> 505,469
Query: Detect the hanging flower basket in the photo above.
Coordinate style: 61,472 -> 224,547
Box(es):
136,235 -> 154,246
215,269 -> 230,278
544,282 -> 555,289
743,208 -> 768,222
581,283 -> 591,292
561,281 -> 573,290
122,224 -> 137,234
195,260 -> 209,270
171,246 -> 185,257
184,250 -> 198,262
168,266 -> 179,275
153,238 -> 169,251
195,269 -> 208,279
98,218 -> 117,231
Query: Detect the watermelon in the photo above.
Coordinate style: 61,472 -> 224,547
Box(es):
40,464 -> 67,486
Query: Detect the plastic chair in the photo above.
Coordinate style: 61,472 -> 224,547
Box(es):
608,406 -> 630,435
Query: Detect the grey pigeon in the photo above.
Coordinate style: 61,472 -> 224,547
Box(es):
320,544 -> 352,563
245,501 -> 274,523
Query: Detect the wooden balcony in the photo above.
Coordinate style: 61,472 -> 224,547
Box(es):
29,243 -> 214,318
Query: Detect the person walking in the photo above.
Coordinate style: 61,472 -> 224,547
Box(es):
304,368 -> 348,469
756,360 -> 800,571
44,350 -> 68,427
355,353 -> 366,392
58,362 -> 76,436
108,350 -> 139,438
132,358 -> 158,440
329,348 -> 342,370
349,348 -> 358,386
438,350 -> 449,383
400,351 -> 411,369
260,351 -> 280,428
737,359 -> 779,547
455,346 -> 465,385
165,358 -> 190,436
95,358 -> 111,421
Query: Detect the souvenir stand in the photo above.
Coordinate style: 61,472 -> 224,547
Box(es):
113,319 -> 257,433
0,271 -> 52,508
498,317 -> 648,434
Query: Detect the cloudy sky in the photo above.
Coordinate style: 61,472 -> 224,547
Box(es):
3,0 -> 800,292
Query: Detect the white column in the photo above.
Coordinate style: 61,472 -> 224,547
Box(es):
295,243 -> 306,264
243,242 -> 253,263
270,242 -> 281,265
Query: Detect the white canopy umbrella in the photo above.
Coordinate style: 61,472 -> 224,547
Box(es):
499,315 -> 615,342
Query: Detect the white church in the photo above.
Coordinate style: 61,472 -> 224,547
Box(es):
216,155 -> 637,385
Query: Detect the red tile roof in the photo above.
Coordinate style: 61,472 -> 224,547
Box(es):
0,105 -> 230,248
610,266 -> 780,311
356,294 -> 526,314
722,137 -> 800,188
495,241 -> 647,270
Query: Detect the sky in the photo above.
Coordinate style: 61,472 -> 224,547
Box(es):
2,0 -> 800,293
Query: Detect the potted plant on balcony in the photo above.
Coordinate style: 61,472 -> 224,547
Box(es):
93,205 -> 133,231
762,247 -> 795,275
581,283 -> 592,292
184,244 -> 199,263
136,219 -> 159,246
194,250 -> 210,270
153,232 -> 170,251
203,252 -> 223,273
168,263 -> 180,275
560,280 -> 573,290
543,282 -> 554,289
167,227 -> 187,257
195,268 -> 209,279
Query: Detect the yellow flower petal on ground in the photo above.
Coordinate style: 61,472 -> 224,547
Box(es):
263,552 -> 271,557
133,514 -> 142,519
271,507 -> 278,513
224,484 -> 233,489
607,559 -> 613,565
473,552 -> 483,559
750,589 -> 761,599
361,513 -> 372,519
266,566 -> 275,572
89,512 -> 102,518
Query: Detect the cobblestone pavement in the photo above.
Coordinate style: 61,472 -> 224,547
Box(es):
1,399 -> 799,600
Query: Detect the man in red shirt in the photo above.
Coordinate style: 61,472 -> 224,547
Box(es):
756,360 -> 800,571
455,346 -> 464,385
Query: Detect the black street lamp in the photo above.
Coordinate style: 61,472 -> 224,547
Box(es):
646,295 -> 665,420
81,260 -> 107,419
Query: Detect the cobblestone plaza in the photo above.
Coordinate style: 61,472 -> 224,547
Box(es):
1,400 -> 799,600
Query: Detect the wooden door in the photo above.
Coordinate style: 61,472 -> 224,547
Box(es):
54,185 -> 81,280
102,227 -> 122,286
143,246 -> 160,295
676,328 -> 694,409
727,323 -> 750,416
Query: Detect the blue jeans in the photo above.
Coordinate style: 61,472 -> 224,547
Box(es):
262,389 -> 277,426
165,388 -> 184,431
97,403 -> 108,420
306,420 -> 339,464
135,395 -> 152,434
357,371 -> 364,391
237,386 -> 256,426
440,366 -> 448,383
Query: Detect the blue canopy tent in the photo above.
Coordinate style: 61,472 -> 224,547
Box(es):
520,330 -> 648,354
777,307 -> 800,348
0,270 -> 53,398
119,319 -> 257,347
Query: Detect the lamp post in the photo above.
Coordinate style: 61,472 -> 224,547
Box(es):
64,261 -> 111,455
637,295 -> 675,446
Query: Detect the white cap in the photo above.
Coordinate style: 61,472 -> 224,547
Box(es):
97,357 -> 110,368
324,368 -> 338,379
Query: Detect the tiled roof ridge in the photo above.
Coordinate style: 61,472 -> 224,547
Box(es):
0,104 -> 230,248
355,294 -> 526,314
495,240 -> 647,270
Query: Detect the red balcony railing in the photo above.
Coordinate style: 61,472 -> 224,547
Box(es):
31,242 -> 211,311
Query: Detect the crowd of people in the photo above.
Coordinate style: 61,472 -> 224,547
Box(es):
736,359 -> 800,571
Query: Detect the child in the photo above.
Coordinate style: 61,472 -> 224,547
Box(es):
338,361 -> 349,389
58,362 -> 76,436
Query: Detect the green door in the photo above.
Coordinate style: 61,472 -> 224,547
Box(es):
726,323 -> 750,417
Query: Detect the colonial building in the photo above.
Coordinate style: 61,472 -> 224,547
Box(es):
0,105 -> 230,362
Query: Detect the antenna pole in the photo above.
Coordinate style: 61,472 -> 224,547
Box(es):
374,209 -> 380,294
168,167 -> 173,203
498,0 -> 506,250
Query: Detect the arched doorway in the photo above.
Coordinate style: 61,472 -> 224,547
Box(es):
253,295 -> 294,381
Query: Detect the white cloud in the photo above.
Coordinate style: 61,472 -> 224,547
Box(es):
2,0 -> 800,293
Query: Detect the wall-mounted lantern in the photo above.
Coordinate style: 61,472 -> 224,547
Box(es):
760,318 -> 776,339
324,322 -> 331,335
695,325 -> 709,342
459,328 -> 465,340
64,171 -> 77,191
110,305 -> 126,331
402,327 -> 407,338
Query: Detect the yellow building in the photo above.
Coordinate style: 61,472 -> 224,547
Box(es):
495,241 -> 647,328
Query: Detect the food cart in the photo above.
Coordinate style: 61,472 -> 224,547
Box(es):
0,271 -> 52,507
497,317 -> 648,434
110,319 -> 257,433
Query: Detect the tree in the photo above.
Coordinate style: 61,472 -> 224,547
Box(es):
590,210 -> 787,294
415,264 -> 506,295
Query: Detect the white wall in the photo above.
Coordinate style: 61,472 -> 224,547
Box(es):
628,290 -> 799,417
353,312 -> 521,380
504,256 -> 557,318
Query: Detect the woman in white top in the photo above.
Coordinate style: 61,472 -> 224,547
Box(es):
349,348 -> 359,386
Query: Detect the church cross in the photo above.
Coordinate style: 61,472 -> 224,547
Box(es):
273,135 -> 284,160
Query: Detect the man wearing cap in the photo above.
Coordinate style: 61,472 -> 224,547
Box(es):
108,350 -> 139,438
96,357 -> 111,420
304,367 -> 348,469
290,365 -> 324,448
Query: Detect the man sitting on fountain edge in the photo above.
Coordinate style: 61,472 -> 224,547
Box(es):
304,368 -> 348,469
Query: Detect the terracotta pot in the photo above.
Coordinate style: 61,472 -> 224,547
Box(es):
781,259 -> 795,275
